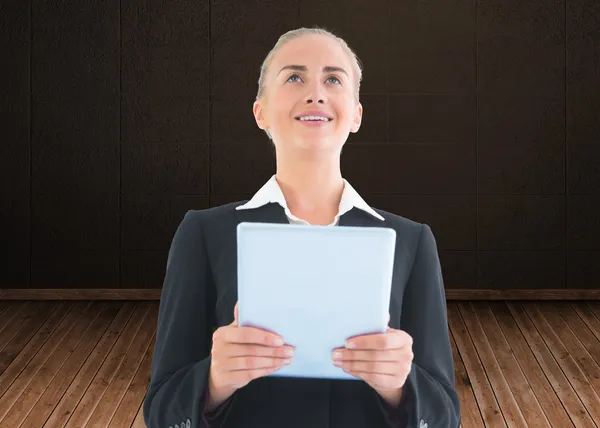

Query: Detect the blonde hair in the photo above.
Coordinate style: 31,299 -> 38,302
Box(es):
256,27 -> 363,140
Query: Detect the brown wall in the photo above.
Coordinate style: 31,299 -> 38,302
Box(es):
1,0 -> 599,290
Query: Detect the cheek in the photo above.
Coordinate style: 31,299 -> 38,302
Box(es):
333,94 -> 357,122
336,107 -> 355,129
273,108 -> 292,128
272,87 -> 295,107
274,105 -> 297,127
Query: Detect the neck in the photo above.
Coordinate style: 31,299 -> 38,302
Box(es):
275,152 -> 344,219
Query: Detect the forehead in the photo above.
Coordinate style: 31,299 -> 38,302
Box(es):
270,34 -> 352,73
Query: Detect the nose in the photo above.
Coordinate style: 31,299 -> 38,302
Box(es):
305,96 -> 325,104
304,80 -> 327,104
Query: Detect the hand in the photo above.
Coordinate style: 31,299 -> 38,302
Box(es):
208,302 -> 295,393
331,313 -> 413,395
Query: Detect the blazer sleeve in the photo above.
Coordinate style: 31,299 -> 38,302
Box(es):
392,223 -> 461,427
143,210 -> 236,428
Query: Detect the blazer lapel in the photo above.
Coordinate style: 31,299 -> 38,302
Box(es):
338,207 -> 386,228
234,204 -> 386,228
234,202 -> 290,225
215,202 -> 289,325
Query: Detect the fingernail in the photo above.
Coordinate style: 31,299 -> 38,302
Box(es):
274,338 -> 284,346
283,359 -> 292,365
332,352 -> 342,360
284,348 -> 295,357
345,341 -> 355,349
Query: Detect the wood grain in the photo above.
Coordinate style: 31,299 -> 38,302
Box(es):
447,302 -> 506,427
458,301 -> 527,426
449,327 -> 484,427
511,301 -> 600,424
0,300 -> 598,427
489,301 -> 576,427
2,288 -> 600,300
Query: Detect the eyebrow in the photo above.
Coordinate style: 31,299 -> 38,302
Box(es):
277,65 -> 348,77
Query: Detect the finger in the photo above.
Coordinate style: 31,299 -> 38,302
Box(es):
228,364 -> 286,387
337,359 -> 411,376
332,348 -> 408,363
346,330 -> 412,350
227,355 -> 293,371
218,325 -> 285,347
222,343 -> 295,359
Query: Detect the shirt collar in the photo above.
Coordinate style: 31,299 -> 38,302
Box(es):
236,175 -> 384,222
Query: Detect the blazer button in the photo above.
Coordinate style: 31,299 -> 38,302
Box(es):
186,419 -> 191,428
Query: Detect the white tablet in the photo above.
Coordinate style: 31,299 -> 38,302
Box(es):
236,221 -> 396,380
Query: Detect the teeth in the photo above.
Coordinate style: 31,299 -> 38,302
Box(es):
299,116 -> 330,121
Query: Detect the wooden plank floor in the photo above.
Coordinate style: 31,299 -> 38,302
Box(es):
0,301 -> 599,427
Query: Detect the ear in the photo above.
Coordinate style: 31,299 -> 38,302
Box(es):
350,101 -> 363,133
253,100 -> 269,132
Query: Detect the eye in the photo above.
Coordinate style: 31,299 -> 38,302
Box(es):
327,76 -> 341,85
286,74 -> 302,83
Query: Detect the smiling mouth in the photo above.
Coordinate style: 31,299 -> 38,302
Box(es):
295,117 -> 333,122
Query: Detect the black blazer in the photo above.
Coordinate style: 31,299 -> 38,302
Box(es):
143,202 -> 461,428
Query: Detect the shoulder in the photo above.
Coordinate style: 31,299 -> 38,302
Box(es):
168,201 -> 247,259
370,207 -> 437,249
372,207 -> 423,232
180,200 -> 248,226
174,200 -> 249,245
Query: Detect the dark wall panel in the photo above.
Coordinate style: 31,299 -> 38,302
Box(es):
341,144 -> 476,194
120,0 -> 211,287
341,0 -> 387,94
31,249 -> 119,289
566,0 -> 599,146
476,0 -> 568,290
2,0 -> 599,290
479,251 -> 566,289
478,196 -> 566,251
388,94 -> 476,143
1,1 -> 30,288
388,0 -> 476,93
121,0 -> 210,143
568,196 -> 600,250
368,195 -> 477,252
121,143 -> 209,194
210,143 -> 275,195
566,0 -> 600,290
478,141 -> 566,194
121,249 -> 169,289
30,0 -> 120,288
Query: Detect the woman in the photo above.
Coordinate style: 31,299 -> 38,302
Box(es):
143,27 -> 461,428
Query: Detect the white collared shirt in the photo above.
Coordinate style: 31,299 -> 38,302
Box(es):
236,175 -> 384,226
